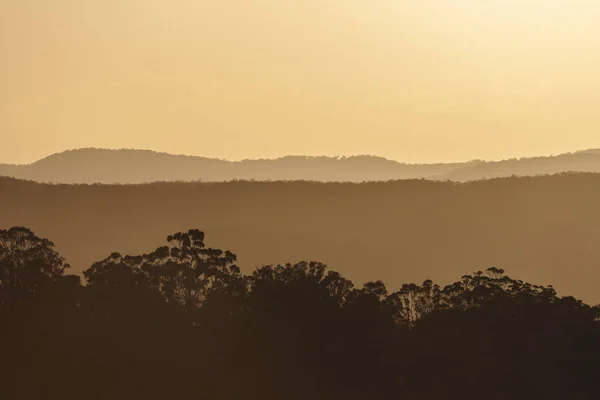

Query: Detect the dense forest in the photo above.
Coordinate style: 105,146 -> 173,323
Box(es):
3,173 -> 600,305
1,227 -> 599,399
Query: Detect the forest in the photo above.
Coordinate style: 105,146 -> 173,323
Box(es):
4,173 -> 600,305
1,226 -> 599,400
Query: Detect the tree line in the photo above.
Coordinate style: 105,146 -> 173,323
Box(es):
1,227 -> 599,399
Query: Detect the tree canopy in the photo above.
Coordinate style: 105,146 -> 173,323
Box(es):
1,227 -> 598,400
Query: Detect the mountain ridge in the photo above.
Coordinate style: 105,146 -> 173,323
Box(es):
2,172 -> 600,304
2,147 -> 600,183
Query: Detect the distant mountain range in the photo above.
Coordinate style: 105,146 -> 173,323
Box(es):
3,148 -> 600,184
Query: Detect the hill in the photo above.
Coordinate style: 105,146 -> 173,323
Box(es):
440,149 -> 600,181
0,148 -> 466,184
4,148 -> 600,183
2,174 -> 600,304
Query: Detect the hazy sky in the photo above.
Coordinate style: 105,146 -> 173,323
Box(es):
3,0 -> 600,164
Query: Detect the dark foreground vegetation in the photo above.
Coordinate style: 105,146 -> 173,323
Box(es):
1,227 -> 599,400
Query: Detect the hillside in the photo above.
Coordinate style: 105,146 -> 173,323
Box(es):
441,149 -> 600,181
0,148 -> 466,184
4,148 -> 600,183
2,174 -> 600,304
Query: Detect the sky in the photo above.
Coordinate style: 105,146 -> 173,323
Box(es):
2,0 -> 600,164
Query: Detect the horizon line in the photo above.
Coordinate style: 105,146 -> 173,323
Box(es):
2,146 -> 599,167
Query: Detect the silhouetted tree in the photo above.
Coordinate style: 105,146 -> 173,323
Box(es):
2,228 -> 600,400
387,279 -> 443,327
0,227 -> 79,309
0,228 -> 82,399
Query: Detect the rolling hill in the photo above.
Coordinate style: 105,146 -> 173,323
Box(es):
0,148 -> 466,184
3,148 -> 600,183
438,149 -> 600,181
2,173 -> 600,304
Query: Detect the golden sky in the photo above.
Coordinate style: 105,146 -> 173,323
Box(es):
2,0 -> 600,164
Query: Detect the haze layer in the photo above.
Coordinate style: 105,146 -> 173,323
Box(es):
3,1 -> 600,163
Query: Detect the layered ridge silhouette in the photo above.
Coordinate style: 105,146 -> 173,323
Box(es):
4,148 -> 600,183
2,173 -> 600,304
